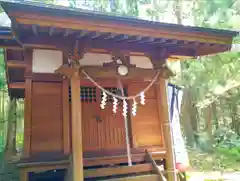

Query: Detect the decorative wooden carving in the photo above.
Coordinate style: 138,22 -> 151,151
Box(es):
103,51 -> 136,68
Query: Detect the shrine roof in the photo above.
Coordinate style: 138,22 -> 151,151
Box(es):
0,1 -> 237,37
0,0 -> 239,60
0,0 -> 238,58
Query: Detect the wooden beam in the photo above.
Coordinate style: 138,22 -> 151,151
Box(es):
158,78 -> 177,181
20,36 -> 196,57
105,174 -> 160,181
55,65 -> 172,81
0,35 -> 13,39
9,82 -> 25,89
84,164 -> 153,179
7,60 -> 28,68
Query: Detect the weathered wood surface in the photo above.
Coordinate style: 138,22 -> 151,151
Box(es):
84,163 -> 153,179
145,150 -> 167,181
104,174 -> 160,181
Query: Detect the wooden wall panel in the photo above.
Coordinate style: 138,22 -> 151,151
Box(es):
128,83 -> 163,147
31,82 -> 63,154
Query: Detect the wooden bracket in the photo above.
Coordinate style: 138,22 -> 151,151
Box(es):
148,48 -> 169,69
103,51 -> 136,68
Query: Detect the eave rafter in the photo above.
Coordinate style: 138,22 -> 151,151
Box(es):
11,12 -> 232,45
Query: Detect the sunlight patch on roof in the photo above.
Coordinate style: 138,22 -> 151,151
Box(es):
0,12 -> 11,27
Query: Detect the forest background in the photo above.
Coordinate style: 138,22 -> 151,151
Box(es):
0,0 -> 240,172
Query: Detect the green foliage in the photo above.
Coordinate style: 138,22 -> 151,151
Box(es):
0,49 -> 6,89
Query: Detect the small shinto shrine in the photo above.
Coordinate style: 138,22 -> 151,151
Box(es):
0,1 -> 238,181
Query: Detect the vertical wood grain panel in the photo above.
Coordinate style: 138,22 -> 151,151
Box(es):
99,91 -> 126,150
62,79 -> 70,154
156,82 -> 165,148
31,82 -> 63,153
82,102 -> 99,151
128,83 -> 163,147
23,78 -> 32,157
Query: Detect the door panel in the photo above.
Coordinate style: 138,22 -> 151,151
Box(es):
99,101 -> 126,150
98,87 -> 126,150
80,86 -> 100,151
80,85 -> 126,151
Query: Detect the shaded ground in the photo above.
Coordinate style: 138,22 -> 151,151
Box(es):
187,148 -> 240,180
188,171 -> 240,181
188,149 -> 240,172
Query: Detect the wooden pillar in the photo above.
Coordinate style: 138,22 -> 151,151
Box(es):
62,79 -> 70,154
70,65 -> 83,181
23,49 -> 33,158
158,78 -> 177,181
56,40 -> 84,181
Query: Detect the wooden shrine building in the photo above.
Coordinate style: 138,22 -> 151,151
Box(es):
0,1 -> 238,181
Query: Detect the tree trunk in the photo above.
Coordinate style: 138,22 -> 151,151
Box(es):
230,102 -> 239,135
204,106 -> 213,151
4,98 -> 17,160
181,88 -> 195,147
174,0 -> 182,24
211,102 -> 218,129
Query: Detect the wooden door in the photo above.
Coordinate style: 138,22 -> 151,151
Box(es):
80,86 -> 100,151
80,85 -> 126,152
98,87 -> 126,150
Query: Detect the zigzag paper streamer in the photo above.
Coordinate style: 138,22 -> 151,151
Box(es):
132,99 -> 137,116
100,91 -> 107,109
140,92 -> 145,105
113,97 -> 118,114
122,100 -> 128,117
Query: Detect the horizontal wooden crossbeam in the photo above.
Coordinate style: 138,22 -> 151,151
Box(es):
55,65 -> 174,81
84,163 -> 153,179
7,60 -> 28,68
106,174 -> 160,181
9,82 -> 25,89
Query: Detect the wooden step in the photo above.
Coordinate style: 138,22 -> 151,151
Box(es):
101,174 -> 160,181
84,163 -> 153,179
